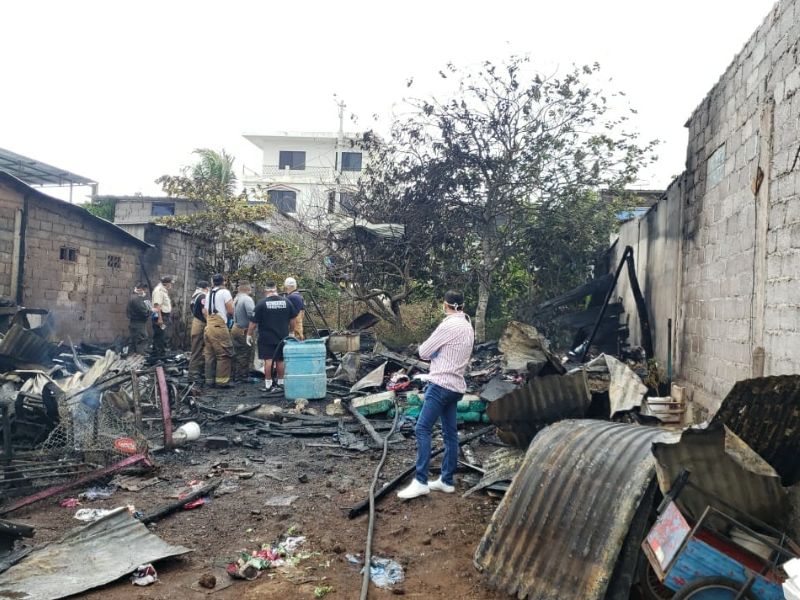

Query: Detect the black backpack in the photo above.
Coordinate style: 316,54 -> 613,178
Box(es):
191,292 -> 206,322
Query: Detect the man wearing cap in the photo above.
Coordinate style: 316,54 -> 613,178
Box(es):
127,283 -> 151,354
283,277 -> 305,340
203,274 -> 235,388
398,290 -> 474,500
247,280 -> 298,391
151,275 -> 174,358
231,281 -> 255,382
189,280 -> 210,383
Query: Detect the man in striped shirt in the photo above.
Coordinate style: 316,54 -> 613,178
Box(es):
398,290 -> 475,500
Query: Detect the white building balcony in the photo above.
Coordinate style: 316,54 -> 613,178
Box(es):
243,165 -> 361,187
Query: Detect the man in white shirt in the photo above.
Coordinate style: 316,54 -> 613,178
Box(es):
203,273 -> 235,388
151,276 -> 174,358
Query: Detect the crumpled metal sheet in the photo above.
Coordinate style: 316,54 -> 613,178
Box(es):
485,371 -> 590,448
0,507 -> 191,600
604,355 -> 648,416
0,323 -> 52,366
463,447 -> 525,497
713,375 -> 800,486
652,424 -> 788,526
475,420 -> 670,600
498,321 -> 559,374
350,361 -> 387,393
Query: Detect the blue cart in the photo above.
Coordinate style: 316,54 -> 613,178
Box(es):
642,500 -> 799,599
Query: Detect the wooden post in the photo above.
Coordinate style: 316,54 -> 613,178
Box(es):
156,366 -> 172,448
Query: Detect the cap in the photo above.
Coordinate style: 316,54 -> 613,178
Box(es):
284,277 -> 297,288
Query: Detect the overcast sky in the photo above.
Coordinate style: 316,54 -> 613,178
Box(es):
0,0 -> 778,202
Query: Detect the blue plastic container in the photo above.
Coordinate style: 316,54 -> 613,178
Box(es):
283,338 -> 327,400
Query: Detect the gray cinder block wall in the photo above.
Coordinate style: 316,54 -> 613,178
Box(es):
614,0 -> 800,412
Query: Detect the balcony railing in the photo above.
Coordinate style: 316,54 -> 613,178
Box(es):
243,165 -> 362,185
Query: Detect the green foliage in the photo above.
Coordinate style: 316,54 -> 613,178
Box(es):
82,197 -> 116,221
155,148 -> 302,285
349,55 -> 657,340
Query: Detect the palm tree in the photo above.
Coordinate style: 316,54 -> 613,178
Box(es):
189,148 -> 237,196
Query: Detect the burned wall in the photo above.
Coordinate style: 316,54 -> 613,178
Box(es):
615,0 -> 800,412
22,196 -> 144,342
0,182 -> 21,299
613,179 -> 683,369
141,224 -> 205,346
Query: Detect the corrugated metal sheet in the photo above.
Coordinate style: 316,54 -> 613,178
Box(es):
652,425 -> 788,526
604,355 -> 648,416
463,447 -> 525,497
0,507 -> 191,599
485,372 -> 591,448
0,324 -> 53,365
475,420 -> 670,600
713,375 -> 800,485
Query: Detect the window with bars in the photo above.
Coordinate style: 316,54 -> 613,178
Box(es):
59,247 -> 77,262
107,255 -> 122,269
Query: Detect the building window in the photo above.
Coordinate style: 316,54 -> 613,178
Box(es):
151,202 -> 175,216
341,152 -> 362,172
107,255 -> 122,269
279,151 -> 306,170
340,192 -> 357,215
706,144 -> 726,188
268,190 -> 297,213
59,247 -> 77,262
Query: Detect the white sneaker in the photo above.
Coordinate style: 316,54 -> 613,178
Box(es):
397,479 -> 430,500
429,478 -> 455,493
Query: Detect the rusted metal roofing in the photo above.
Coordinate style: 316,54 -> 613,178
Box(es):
475,420 -> 670,600
652,425 -> 788,526
485,371 -> 590,447
713,375 -> 800,485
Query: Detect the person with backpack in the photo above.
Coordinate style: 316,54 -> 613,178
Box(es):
189,280 -> 209,383
203,274 -> 235,388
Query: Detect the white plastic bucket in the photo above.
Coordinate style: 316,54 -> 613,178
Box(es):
173,421 -> 201,444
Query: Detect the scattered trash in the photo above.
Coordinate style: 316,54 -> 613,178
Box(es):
314,584 -> 335,598
367,557 -> 404,589
110,474 -> 161,492
79,485 -> 116,501
173,421 -> 201,444
74,508 -> 115,522
265,494 -> 299,507
130,563 -> 158,586
59,498 -> 80,508
226,533 -> 308,580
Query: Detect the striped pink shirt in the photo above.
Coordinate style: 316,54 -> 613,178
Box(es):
418,312 -> 475,393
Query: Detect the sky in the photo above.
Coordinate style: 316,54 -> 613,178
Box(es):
0,0 -> 779,202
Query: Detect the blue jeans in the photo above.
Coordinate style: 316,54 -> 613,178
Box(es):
415,383 -> 462,486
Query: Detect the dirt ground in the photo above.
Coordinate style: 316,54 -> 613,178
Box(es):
7,383 -> 509,599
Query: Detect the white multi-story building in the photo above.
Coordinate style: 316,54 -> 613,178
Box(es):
242,130 -> 365,225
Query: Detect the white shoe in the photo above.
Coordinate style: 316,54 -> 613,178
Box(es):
429,478 -> 455,493
397,479 -> 430,500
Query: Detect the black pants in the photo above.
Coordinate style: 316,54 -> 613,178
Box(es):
152,313 -> 171,357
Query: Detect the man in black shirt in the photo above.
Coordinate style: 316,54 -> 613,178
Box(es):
247,280 -> 298,391
126,283 -> 151,355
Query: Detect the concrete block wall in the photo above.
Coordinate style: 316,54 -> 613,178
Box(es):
0,183 -> 21,299
614,0 -> 800,412
22,197 -> 143,342
114,198 -> 200,225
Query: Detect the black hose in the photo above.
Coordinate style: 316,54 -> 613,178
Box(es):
360,400 -> 400,600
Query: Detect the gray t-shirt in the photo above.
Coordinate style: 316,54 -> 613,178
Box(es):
234,294 -> 255,328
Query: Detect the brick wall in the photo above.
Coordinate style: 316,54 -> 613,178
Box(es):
141,224 -> 205,347
21,196 -> 144,342
613,0 -> 800,411
114,198 -> 200,224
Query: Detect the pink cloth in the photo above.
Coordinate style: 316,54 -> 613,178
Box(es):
418,312 -> 475,393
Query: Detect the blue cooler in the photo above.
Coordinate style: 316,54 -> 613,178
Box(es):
283,338 -> 327,400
